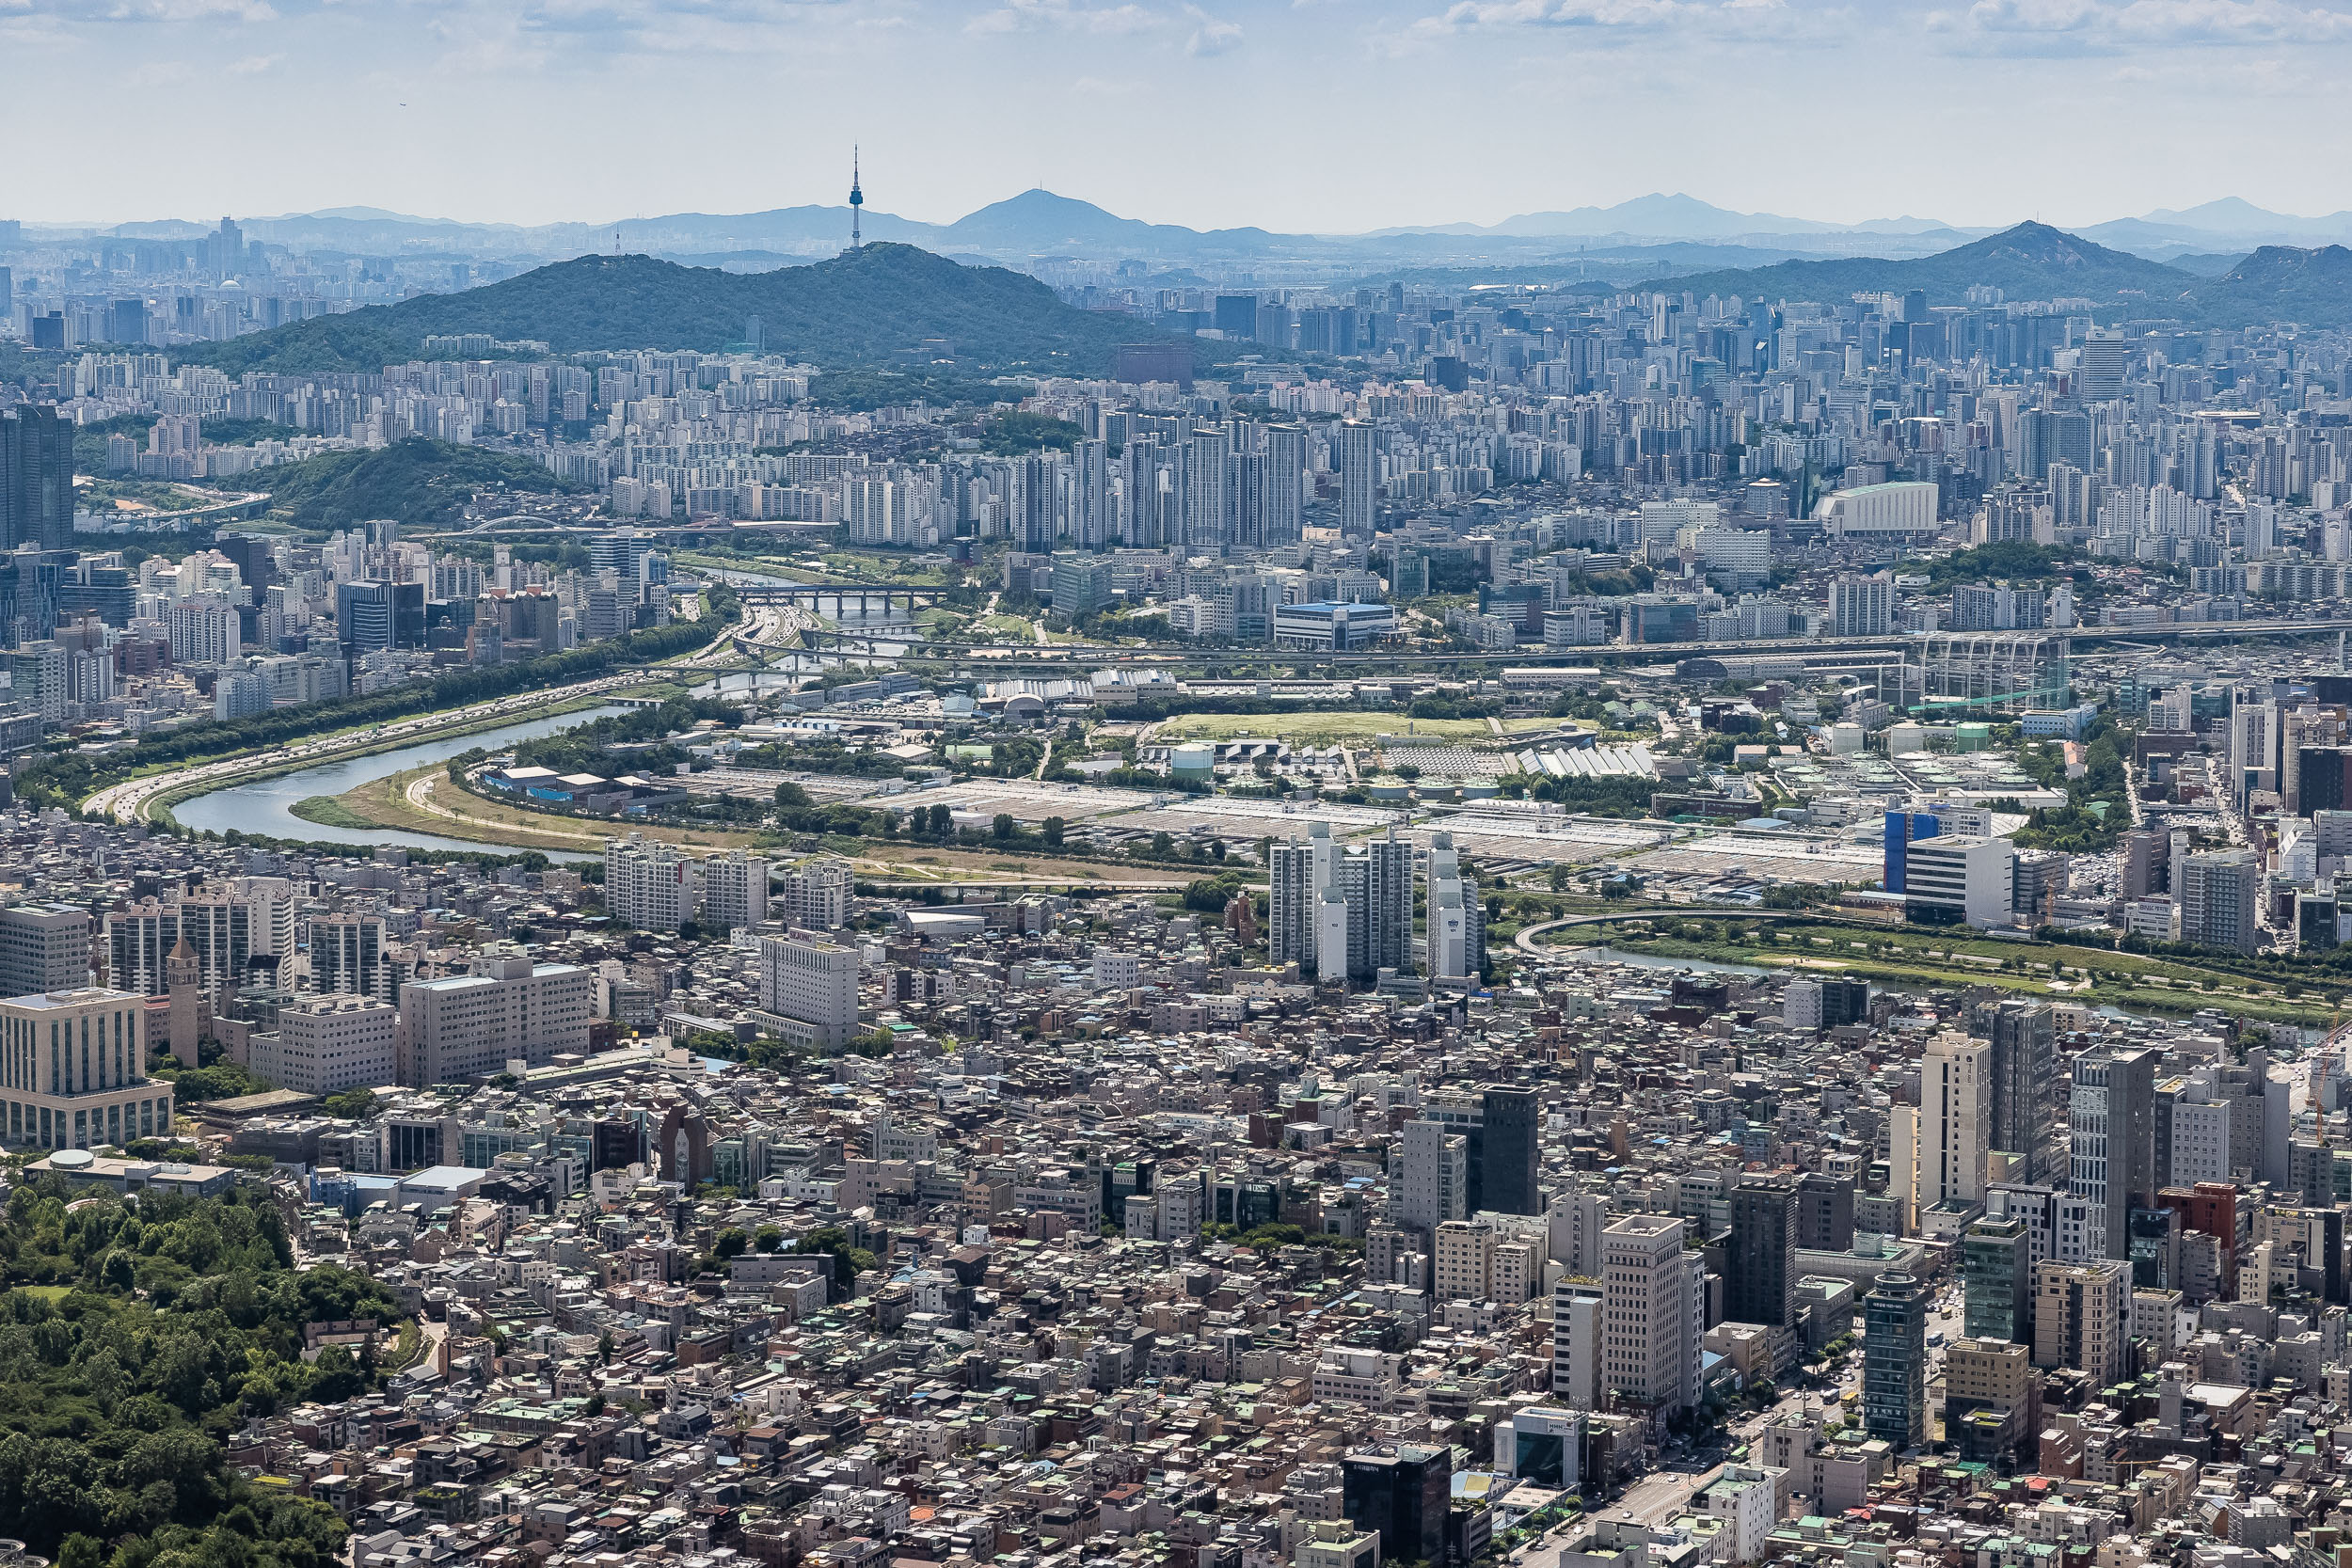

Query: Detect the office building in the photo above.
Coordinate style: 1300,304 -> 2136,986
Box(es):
1978,999 -> 2055,1182
1479,1085 -> 1541,1215
1273,600 -> 1396,652
2032,1259 -> 2131,1384
1433,1219 -> 1495,1302
1550,1280 -> 1604,1409
251,994 -> 396,1097
1963,1214 -> 2033,1342
0,988 -> 171,1149
1861,1270 -> 1928,1447
1943,1338 -> 2036,1462
1904,834 -> 2014,927
1797,1170 -> 1854,1252
1339,1445 -> 1446,1566
396,956 -> 594,1085
1601,1213 -> 1699,1416
2072,1048 -> 2158,1259
755,933 -> 859,1053
1495,1407 -> 1581,1490
0,406 -> 72,554
1393,1115 -> 1466,1235
2078,327 -> 2127,402
0,905 -> 89,999
336,579 -> 425,653
1724,1175 -> 1797,1329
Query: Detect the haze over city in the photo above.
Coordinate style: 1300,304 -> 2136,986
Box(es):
11,0 -> 2352,229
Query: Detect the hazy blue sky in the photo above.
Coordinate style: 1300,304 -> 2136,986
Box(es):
8,0 -> 2352,230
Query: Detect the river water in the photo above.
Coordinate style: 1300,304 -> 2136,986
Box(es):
174,705 -> 628,862
173,562 -> 905,859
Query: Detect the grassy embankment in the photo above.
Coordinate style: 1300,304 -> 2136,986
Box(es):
310,767 -> 1194,885
1546,914 -> 2343,1028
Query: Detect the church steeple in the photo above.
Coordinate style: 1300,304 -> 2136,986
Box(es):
166,935 -> 207,1070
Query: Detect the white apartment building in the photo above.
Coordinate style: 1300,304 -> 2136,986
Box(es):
700,849 -> 771,932
756,933 -> 859,1052
254,994 -> 396,1096
1091,949 -> 1140,990
604,833 -> 701,933
776,857 -> 851,929
397,955 -> 594,1085
1434,1219 -> 1494,1302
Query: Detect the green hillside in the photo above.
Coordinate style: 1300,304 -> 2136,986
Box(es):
1641,222 -> 2199,309
238,438 -> 582,530
2205,245 -> 2352,325
181,245 -> 1176,379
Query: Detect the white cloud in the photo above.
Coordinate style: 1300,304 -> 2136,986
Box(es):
1185,4 -> 1239,50
226,48 -> 280,69
126,54 -> 190,79
1401,0 -> 1828,43
1928,0 -> 2352,55
966,0 -> 1155,33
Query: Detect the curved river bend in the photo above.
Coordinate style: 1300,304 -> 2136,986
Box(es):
173,706 -> 627,863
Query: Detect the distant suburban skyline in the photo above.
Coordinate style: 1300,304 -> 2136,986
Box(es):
11,0 -> 2352,232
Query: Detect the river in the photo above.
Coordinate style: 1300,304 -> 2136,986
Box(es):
173,562 -> 900,858
173,705 -> 628,862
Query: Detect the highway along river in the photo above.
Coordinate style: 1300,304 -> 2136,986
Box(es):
172,706 -> 626,863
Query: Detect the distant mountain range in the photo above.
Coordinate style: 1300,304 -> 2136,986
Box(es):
60,188 -> 2352,272
173,243 -> 1183,379
168,220 -> 2352,388
1622,223 -> 2352,329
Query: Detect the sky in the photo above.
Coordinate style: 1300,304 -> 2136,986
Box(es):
9,0 -> 2352,231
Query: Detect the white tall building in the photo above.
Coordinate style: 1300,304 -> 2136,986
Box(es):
167,594 -> 240,666
1828,573 -> 1894,637
1904,835 -> 2014,927
1423,832 -> 1483,982
397,955 -> 594,1085
776,857 -> 851,929
2179,849 -> 2260,955
1269,827 -> 1325,975
1598,1213 -> 1699,1416
1551,1280 -> 1604,1408
310,913 -> 388,1003
756,933 -> 860,1052
604,834 -> 700,932
1393,1115 -> 1466,1235
1919,1033 -> 1991,1210
254,994 -> 396,1096
699,849 -> 771,932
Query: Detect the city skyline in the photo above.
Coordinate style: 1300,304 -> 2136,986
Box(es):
8,0 -> 2352,230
